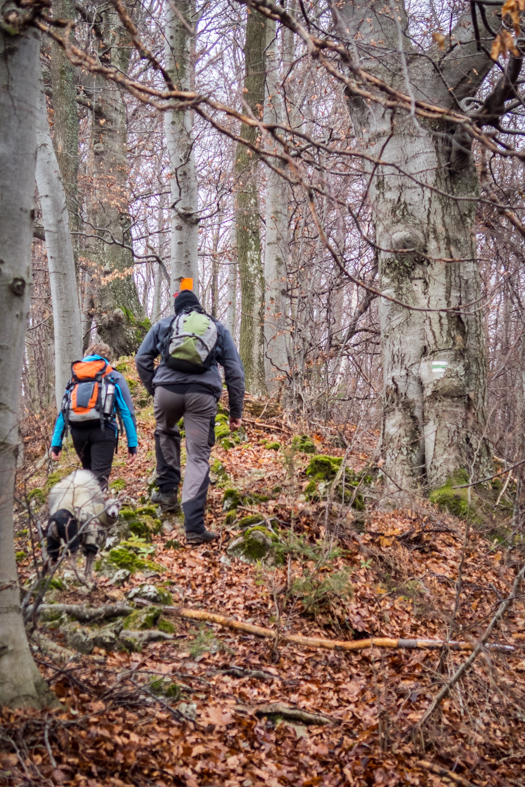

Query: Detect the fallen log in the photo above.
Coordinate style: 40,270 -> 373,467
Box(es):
36,600 -> 516,654
139,602 -> 515,654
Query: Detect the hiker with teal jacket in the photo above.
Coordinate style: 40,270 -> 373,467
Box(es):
51,342 -> 138,489
135,285 -> 245,545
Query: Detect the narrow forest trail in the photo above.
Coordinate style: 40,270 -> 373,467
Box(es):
4,359 -> 525,787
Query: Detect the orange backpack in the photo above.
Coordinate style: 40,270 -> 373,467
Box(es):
62,358 -> 116,430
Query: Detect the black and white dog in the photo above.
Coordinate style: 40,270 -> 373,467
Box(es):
45,470 -> 121,582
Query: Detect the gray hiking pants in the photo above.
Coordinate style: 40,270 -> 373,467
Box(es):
154,387 -> 216,535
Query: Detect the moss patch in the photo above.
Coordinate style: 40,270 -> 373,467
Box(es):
122,606 -> 161,630
292,435 -> 317,454
429,471 -> 482,522
305,455 -> 368,510
237,514 -> 265,529
107,547 -> 163,574
110,478 -> 126,492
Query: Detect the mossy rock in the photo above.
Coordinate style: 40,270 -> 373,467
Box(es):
305,456 -> 367,510
429,471 -> 482,522
306,455 -> 342,481
128,583 -> 172,605
227,527 -> 275,563
271,485 -> 282,496
122,606 -> 162,630
114,360 -> 130,373
128,521 -> 153,541
223,488 -> 242,512
15,551 -> 26,563
264,442 -> 281,451
292,435 -> 317,454
136,506 -> 158,518
125,377 -> 138,395
305,480 -> 320,502
120,507 -> 138,522
215,413 -> 229,425
110,478 -> 126,492
215,423 -> 231,441
210,459 -> 229,485
107,547 -> 163,574
237,514 -> 265,529
223,510 -> 237,526
158,618 -> 176,634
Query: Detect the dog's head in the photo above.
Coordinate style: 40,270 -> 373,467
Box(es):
104,499 -> 121,524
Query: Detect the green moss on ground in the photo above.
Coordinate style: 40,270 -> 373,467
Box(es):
107,547 -> 163,574
264,442 -> 281,451
305,455 -> 368,510
110,478 -> 126,492
292,435 -> 317,454
429,470 -> 482,522
122,606 -> 161,630
237,514 -> 265,529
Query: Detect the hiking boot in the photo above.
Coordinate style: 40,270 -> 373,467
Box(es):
186,530 -> 218,545
151,489 -> 180,512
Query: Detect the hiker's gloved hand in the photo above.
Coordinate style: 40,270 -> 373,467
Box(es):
51,449 -> 61,461
127,448 -> 137,465
229,418 -> 242,431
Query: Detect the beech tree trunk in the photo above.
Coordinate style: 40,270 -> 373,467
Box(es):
0,26 -> 54,709
36,64 -> 82,410
235,8 -> 267,394
50,0 -> 79,273
84,9 -> 145,357
337,2 -> 495,495
263,17 -> 290,394
164,0 -> 199,294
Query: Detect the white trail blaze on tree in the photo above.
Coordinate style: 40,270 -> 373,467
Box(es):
335,1 -> 500,494
0,26 -> 54,708
36,63 -> 82,410
164,0 -> 199,296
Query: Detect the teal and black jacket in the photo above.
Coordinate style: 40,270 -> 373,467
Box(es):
51,355 -> 138,453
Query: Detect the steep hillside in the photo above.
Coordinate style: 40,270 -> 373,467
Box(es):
4,359 -> 525,787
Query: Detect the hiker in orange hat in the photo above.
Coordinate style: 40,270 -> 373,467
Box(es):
135,280 -> 244,545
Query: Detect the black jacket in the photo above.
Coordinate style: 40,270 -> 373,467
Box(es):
135,315 -> 245,419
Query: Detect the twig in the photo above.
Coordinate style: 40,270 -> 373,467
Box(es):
414,760 -> 476,787
418,561 -> 525,727
44,716 -> 57,769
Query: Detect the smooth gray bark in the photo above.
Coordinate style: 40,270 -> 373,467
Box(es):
36,65 -> 82,410
50,0 -> 80,274
0,27 -> 54,709
235,8 -> 267,394
263,18 -> 290,394
336,2 -> 495,495
164,0 -> 199,295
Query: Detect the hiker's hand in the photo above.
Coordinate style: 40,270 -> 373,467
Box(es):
51,450 -> 61,461
127,451 -> 137,465
229,418 -> 242,431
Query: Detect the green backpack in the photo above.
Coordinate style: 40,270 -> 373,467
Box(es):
163,309 -> 219,374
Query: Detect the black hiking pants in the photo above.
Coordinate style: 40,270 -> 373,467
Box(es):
70,424 -> 117,490
154,387 -> 216,535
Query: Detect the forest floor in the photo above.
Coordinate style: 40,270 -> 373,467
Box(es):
3,360 -> 525,786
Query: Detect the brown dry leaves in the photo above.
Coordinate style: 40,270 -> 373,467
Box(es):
8,391 -> 525,786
